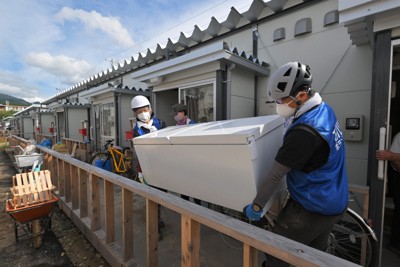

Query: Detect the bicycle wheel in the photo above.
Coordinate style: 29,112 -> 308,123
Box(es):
326,208 -> 376,266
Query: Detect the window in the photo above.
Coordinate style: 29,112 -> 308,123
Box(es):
179,82 -> 215,123
101,103 -> 115,136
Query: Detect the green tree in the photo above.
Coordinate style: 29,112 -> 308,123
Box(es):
0,110 -> 16,121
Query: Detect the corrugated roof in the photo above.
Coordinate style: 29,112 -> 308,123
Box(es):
42,0 -> 302,103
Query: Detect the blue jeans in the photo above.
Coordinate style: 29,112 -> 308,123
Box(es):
263,198 -> 345,267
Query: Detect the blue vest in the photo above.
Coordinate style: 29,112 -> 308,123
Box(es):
133,118 -> 162,136
285,102 -> 348,215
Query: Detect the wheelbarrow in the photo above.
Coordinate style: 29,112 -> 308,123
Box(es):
6,170 -> 58,248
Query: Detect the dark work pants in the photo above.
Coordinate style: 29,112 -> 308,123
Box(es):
264,198 -> 345,267
388,166 -> 400,247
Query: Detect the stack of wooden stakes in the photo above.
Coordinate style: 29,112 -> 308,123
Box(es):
11,170 -> 55,208
9,170 -> 56,248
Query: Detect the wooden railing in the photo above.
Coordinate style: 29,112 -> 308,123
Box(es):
10,135 -> 361,267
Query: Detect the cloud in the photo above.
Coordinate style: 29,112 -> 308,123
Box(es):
25,52 -> 94,84
56,7 -> 135,48
0,71 -> 42,102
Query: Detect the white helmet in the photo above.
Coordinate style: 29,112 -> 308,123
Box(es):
131,95 -> 150,110
267,62 -> 312,101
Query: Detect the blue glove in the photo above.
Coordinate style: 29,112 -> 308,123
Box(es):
244,204 -> 263,221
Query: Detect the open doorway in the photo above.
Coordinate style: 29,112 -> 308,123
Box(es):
382,42 -> 400,266
154,89 -> 179,127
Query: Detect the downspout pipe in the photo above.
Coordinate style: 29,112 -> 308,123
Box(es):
253,25 -> 259,117
225,63 -> 235,120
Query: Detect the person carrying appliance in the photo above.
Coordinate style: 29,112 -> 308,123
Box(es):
131,95 -> 166,241
243,62 -> 349,267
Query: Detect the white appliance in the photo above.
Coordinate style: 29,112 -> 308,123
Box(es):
133,115 -> 285,212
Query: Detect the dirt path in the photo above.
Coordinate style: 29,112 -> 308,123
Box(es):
0,148 -> 110,267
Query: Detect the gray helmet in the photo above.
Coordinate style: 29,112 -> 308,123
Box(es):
267,62 -> 312,101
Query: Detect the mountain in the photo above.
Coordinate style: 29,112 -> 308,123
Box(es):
0,93 -> 31,106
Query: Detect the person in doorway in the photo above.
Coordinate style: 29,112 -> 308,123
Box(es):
243,62 -> 349,267
169,103 -> 201,205
376,131 -> 400,256
131,95 -> 167,241
170,103 -> 196,126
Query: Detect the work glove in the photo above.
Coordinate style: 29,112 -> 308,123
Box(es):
244,204 -> 263,221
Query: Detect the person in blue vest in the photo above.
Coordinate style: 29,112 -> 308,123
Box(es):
131,95 -> 166,137
131,95 -> 166,241
243,62 -> 349,267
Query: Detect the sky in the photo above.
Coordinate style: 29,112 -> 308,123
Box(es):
0,0 -> 256,103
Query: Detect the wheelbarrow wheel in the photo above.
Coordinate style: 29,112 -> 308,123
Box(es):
32,219 -> 42,248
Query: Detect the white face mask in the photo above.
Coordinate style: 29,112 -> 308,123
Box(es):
276,102 -> 296,118
137,112 -> 151,122
174,114 -> 182,122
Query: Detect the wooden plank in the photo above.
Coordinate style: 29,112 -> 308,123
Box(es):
146,199 -> 158,267
40,171 -> 50,200
34,171 -> 45,201
64,162 -> 71,202
104,180 -> 115,244
181,215 -> 200,267
28,172 -> 39,203
71,142 -> 78,157
79,169 -> 88,218
243,244 -> 258,267
40,171 -> 50,201
89,173 -> 101,231
58,158 -> 65,197
15,174 -> 27,206
71,165 -> 79,210
44,170 -> 54,190
21,173 -> 33,204
122,189 -> 133,261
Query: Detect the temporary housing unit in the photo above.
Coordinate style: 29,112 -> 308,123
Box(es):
127,42 -> 270,127
79,82 -> 150,150
13,104 -> 45,140
41,93 -> 91,143
32,110 -> 55,136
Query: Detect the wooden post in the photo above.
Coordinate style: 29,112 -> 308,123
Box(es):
243,244 -> 258,267
105,180 -> 115,244
122,188 -> 133,261
181,215 -> 200,267
57,158 -> 65,197
32,219 -> 42,249
79,169 -> 88,218
146,199 -> 158,267
64,162 -> 71,202
89,173 -> 101,231
71,165 -> 79,210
